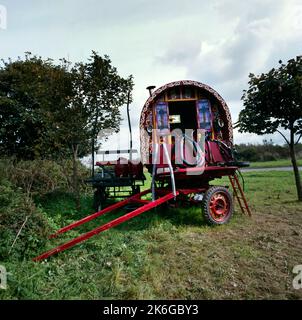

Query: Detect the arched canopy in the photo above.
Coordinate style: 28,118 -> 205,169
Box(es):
139,80 -> 233,163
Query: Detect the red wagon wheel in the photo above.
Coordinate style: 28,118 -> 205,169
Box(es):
202,186 -> 233,225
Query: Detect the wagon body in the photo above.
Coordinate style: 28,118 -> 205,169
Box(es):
140,80 -> 234,163
139,80 -> 245,189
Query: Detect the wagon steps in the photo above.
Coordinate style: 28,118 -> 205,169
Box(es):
229,173 -> 252,217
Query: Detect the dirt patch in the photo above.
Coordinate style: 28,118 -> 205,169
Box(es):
153,207 -> 302,299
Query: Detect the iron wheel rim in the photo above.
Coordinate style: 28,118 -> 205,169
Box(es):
209,191 -> 231,222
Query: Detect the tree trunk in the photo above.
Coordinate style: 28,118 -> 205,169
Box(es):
91,133 -> 98,178
72,143 -> 81,210
91,105 -> 100,178
289,130 -> 302,201
91,137 -> 95,177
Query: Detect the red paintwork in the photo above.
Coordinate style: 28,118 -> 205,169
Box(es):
155,166 -> 238,184
96,158 -> 144,179
33,189 -> 178,261
209,191 -> 231,222
49,189 -> 151,239
205,141 -> 233,163
170,165 -> 237,174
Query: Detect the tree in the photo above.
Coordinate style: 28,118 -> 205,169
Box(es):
237,56 -> 302,201
55,52 -> 133,208
0,53 -> 73,159
70,52 -> 133,177
0,52 -> 133,209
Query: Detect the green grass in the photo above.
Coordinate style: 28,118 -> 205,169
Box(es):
249,159 -> 302,168
1,170 -> 302,299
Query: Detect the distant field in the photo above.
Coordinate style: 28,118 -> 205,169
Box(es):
1,170 -> 302,300
250,159 -> 302,168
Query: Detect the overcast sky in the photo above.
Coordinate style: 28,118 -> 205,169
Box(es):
0,0 -> 301,159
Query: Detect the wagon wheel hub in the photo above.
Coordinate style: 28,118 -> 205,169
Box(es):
209,193 -> 229,218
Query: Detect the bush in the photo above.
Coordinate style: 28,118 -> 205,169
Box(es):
3,159 -> 90,197
234,142 -> 302,162
0,176 -> 51,260
0,158 -> 92,261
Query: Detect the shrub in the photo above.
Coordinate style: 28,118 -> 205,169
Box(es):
3,159 -> 90,197
234,142 -> 302,162
0,176 -> 52,260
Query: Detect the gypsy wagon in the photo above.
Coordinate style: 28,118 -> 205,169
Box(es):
33,80 -> 251,261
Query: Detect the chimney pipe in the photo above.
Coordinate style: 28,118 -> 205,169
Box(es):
146,85 -> 156,97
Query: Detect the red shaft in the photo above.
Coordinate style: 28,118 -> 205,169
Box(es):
33,192 -> 178,261
49,189 -> 151,238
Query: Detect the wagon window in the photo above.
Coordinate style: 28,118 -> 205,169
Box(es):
167,87 -> 181,100
155,102 -> 169,130
197,99 -> 212,131
183,87 -> 194,99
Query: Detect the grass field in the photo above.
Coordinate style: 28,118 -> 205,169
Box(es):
249,159 -> 302,168
0,170 -> 302,300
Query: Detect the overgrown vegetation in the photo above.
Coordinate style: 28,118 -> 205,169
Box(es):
0,167 -> 301,300
0,158 -> 90,262
0,167 -> 50,261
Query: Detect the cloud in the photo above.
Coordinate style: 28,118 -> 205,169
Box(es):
3,0 -> 210,31
152,0 -> 302,145
156,0 -> 302,104
213,0 -> 281,22
2,0 -> 301,147
157,39 -> 201,65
